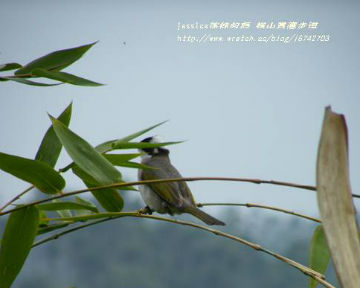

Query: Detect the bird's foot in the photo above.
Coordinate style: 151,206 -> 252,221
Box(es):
138,206 -> 153,215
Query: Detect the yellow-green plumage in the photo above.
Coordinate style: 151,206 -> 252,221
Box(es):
138,147 -> 225,226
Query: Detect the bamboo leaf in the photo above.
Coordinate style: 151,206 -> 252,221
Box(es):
107,160 -> 154,170
50,116 -> 124,211
15,42 -> 97,75
37,223 -> 69,235
72,165 -> 125,212
75,196 -> 97,208
32,69 -> 103,86
38,210 -> 49,227
73,197 -> 98,217
316,106 -> 360,288
111,141 -> 182,150
95,121 -> 168,153
0,63 -> 22,72
1,77 -> 61,86
37,201 -> 98,213
309,225 -> 331,288
0,152 -> 65,194
35,103 -> 72,167
0,206 -> 39,288
103,153 -> 142,165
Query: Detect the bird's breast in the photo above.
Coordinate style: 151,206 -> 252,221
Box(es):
139,184 -> 167,213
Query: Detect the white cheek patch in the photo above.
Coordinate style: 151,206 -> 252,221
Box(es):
150,135 -> 163,144
140,153 -> 152,161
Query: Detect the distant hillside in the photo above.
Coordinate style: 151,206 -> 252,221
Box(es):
6,192 -> 338,288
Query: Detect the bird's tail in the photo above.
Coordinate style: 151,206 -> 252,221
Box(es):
185,206 -> 225,226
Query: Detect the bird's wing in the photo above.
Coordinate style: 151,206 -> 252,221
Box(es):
178,181 -> 196,205
141,168 -> 183,208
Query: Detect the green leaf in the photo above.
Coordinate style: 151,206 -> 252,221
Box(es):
75,196 -> 98,208
0,206 -> 39,288
32,68 -> 103,86
119,161 -> 154,170
38,210 -> 49,227
37,223 -> 69,235
106,158 -> 153,170
1,77 -> 62,86
103,153 -> 142,165
37,201 -> 98,213
0,63 -> 22,72
0,152 -> 65,194
15,42 -> 97,75
72,165 -> 125,212
35,103 -> 72,167
111,141 -> 182,150
73,196 -> 99,217
50,199 -> 73,219
309,225 -> 331,288
50,116 -> 124,211
56,209 -> 72,219
95,121 -> 168,153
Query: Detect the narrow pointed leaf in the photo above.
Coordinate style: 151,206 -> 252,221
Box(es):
37,201 -> 98,213
56,209 -> 72,218
103,153 -> 142,165
309,225 -> 331,288
32,68 -> 103,86
107,160 -> 154,170
111,141 -> 182,150
0,63 -> 22,72
95,121 -> 168,153
72,165 -> 124,211
317,106 -> 360,288
1,77 -> 61,86
75,196 -> 97,208
0,206 -> 39,288
37,223 -> 69,235
119,120 -> 168,142
50,116 -> 124,211
38,210 -> 49,227
0,152 -> 65,194
15,42 -> 97,75
74,196 -> 99,217
35,103 -> 72,167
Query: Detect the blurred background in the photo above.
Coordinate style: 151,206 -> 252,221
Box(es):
0,0 -> 359,287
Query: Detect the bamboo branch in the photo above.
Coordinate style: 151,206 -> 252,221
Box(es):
36,211 -> 334,288
33,218 -> 113,248
0,185 -> 34,212
0,177 -> 316,216
198,202 -> 321,223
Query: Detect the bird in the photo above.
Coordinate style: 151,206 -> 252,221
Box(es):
137,136 -> 225,226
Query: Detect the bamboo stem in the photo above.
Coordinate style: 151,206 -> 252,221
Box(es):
198,202 -> 321,223
0,177 -> 316,216
37,211 -> 334,288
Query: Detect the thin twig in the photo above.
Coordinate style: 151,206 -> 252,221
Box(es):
33,218 -> 114,248
0,185 -> 34,212
33,202 -> 321,246
1,176 -> 357,217
0,177 -> 316,216
198,202 -> 321,223
37,212 -> 335,288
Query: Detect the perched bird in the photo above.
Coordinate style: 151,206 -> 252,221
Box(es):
138,136 -> 225,226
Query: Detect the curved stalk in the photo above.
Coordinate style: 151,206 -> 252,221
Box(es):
198,202 -> 321,223
36,211 -> 334,288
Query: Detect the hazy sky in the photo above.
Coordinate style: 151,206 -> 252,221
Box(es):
0,0 -> 359,218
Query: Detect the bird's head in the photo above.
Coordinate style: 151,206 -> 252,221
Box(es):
140,136 -> 169,157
